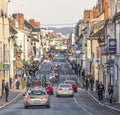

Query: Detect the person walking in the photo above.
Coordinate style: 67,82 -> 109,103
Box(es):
2,80 -> 5,95
85,77 -> 89,91
89,75 -> 94,91
5,82 -> 9,102
107,83 -> 113,103
97,81 -> 104,101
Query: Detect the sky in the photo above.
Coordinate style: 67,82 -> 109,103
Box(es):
9,0 -> 97,27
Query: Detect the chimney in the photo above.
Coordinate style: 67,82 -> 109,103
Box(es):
29,19 -> 35,26
93,6 -> 99,18
84,10 -> 93,23
12,13 -> 24,29
104,1 -> 109,19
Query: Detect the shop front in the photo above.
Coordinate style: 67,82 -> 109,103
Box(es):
114,54 -> 120,102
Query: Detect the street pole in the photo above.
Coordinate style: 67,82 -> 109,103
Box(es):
24,34 -> 26,62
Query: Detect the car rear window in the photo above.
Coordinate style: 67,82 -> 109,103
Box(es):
29,90 -> 46,96
60,84 -> 71,88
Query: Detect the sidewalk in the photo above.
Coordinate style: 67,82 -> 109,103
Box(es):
0,88 -> 26,109
76,75 -> 120,113
88,90 -> 120,112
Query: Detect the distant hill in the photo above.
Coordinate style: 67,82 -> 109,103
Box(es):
48,27 -> 74,35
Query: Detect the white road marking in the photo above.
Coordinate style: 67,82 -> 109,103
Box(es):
73,97 -> 93,115
73,97 -> 78,104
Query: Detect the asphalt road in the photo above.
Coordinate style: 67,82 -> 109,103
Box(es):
0,58 -> 119,115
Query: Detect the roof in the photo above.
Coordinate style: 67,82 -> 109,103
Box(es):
10,26 -> 18,34
24,20 -> 40,32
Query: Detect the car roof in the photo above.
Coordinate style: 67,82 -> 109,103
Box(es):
59,83 -> 72,87
64,80 -> 75,82
29,86 -> 45,91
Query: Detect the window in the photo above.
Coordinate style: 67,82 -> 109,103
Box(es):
29,90 -> 46,96
117,0 -> 120,13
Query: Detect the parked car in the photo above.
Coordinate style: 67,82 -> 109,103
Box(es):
64,80 -> 78,92
56,83 -> 74,97
45,82 -> 53,94
24,87 -> 50,109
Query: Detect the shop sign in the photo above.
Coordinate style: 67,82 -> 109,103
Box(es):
109,39 -> 116,54
0,63 -> 10,71
93,58 -> 100,64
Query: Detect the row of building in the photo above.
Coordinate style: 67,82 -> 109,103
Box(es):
68,0 -> 120,103
0,0 -> 67,96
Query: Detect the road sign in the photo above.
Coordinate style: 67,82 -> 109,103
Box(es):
93,58 -> 100,64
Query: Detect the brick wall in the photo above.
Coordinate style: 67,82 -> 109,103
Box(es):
12,13 -> 24,29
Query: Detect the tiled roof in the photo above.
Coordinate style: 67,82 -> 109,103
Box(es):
24,20 -> 40,32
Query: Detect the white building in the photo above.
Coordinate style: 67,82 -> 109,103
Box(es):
0,0 -> 9,96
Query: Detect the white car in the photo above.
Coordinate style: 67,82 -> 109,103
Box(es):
56,83 -> 74,97
24,87 -> 50,109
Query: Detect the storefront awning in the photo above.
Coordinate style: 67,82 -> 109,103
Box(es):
15,61 -> 23,68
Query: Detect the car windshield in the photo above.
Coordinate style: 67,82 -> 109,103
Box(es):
60,84 -> 71,88
29,90 -> 46,96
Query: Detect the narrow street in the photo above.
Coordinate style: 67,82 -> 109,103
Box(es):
0,57 -> 119,115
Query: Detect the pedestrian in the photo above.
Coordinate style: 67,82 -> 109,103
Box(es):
16,79 -> 20,89
34,78 -> 39,86
97,81 -> 104,101
5,82 -> 9,102
107,82 -> 113,103
78,65 -> 81,77
82,69 -> 85,78
85,77 -> 89,91
89,75 -> 94,91
2,80 -> 5,95
9,77 -> 12,89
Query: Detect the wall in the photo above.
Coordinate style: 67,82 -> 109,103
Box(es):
0,0 -> 9,96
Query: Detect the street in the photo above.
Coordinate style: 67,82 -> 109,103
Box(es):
0,57 -> 119,115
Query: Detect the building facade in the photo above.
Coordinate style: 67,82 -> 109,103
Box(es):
0,0 -> 9,96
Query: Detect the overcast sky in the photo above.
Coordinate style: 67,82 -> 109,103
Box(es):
9,0 -> 97,27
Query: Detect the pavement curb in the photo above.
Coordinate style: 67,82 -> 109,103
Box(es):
71,68 -> 120,113
74,74 -> 120,113
0,88 -> 26,109
88,91 -> 120,113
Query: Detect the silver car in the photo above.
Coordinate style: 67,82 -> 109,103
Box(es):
24,87 -> 50,108
56,83 -> 74,97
